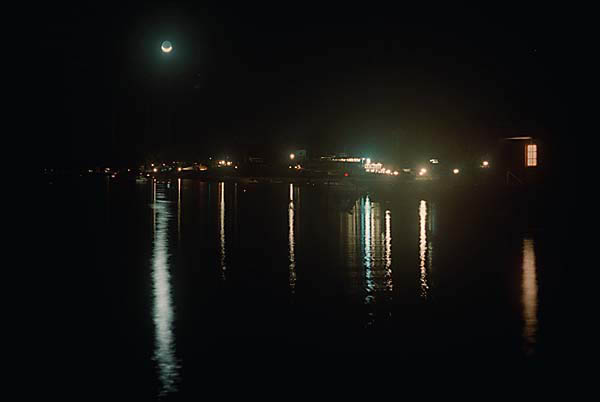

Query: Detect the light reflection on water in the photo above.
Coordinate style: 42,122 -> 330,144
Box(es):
218,182 -> 226,280
140,181 -> 543,394
522,238 -> 538,356
151,181 -> 180,396
338,195 -> 394,326
363,196 -> 374,311
288,184 -> 297,295
419,200 -> 430,299
384,210 -> 392,294
177,178 -> 181,243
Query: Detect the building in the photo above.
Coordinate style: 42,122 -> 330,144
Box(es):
497,136 -> 541,184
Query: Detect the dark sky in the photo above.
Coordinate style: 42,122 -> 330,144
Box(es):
37,2 -> 573,167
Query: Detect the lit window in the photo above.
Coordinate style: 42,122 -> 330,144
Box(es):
526,144 -> 537,167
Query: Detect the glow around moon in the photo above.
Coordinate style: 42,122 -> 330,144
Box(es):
161,41 -> 173,53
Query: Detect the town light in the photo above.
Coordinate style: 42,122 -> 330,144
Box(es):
482,161 -> 489,168
453,168 -> 460,174
290,153 -> 295,160
419,168 -> 427,176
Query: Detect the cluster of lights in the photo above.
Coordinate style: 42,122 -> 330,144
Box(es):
419,168 -> 428,176
319,156 -> 364,163
218,160 -> 233,167
363,159 -> 401,175
365,163 -> 398,176
289,164 -> 302,169
144,161 -> 212,174
330,157 -> 362,163
364,162 -> 382,173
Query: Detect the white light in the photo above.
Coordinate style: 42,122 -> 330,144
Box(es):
151,182 -> 180,395
419,200 -> 429,299
289,184 -> 296,293
218,182 -> 226,279
290,153 -> 295,160
453,168 -> 460,174
366,158 -> 371,164
482,161 -> 489,167
393,171 -> 399,175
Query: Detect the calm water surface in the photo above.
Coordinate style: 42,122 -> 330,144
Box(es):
44,177 -> 566,398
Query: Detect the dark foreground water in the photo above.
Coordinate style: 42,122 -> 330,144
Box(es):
41,176 -> 571,398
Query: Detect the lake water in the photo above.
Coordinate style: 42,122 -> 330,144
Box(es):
42,176 -> 567,398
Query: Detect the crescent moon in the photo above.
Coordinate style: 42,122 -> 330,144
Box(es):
161,41 -> 173,53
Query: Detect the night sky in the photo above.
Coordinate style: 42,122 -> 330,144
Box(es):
37,3 -> 572,168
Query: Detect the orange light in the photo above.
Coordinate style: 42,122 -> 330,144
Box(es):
526,144 -> 537,167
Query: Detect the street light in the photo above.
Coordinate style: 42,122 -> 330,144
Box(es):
290,153 -> 295,160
